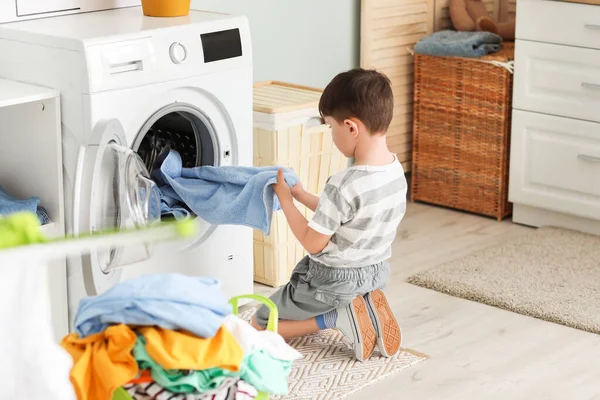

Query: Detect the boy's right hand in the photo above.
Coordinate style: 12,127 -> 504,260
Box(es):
291,180 -> 305,200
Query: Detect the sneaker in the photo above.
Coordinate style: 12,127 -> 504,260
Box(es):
364,289 -> 402,357
335,295 -> 377,362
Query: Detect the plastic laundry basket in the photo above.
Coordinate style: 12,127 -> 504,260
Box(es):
115,294 -> 279,400
230,295 -> 279,400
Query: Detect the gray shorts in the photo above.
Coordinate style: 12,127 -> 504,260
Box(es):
255,256 -> 390,328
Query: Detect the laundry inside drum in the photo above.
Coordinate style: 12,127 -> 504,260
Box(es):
136,109 -> 216,221
137,112 -> 201,171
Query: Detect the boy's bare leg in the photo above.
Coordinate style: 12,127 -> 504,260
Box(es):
252,316 -> 320,340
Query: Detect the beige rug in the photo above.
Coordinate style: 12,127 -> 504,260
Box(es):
407,227 -> 600,334
240,309 -> 428,399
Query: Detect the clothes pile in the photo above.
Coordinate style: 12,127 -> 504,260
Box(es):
61,274 -> 301,400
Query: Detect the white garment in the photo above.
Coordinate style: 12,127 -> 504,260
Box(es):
0,253 -> 75,400
223,315 -> 301,362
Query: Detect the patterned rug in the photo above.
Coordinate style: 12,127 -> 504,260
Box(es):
240,309 -> 428,399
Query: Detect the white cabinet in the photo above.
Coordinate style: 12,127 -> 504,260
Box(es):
510,110 -> 600,219
0,79 -> 68,341
511,0 -> 600,235
514,41 -> 600,124
517,0 -> 600,50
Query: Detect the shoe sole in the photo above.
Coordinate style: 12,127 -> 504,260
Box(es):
350,296 -> 377,361
368,289 -> 401,357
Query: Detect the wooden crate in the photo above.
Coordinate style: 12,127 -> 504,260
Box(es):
411,44 -> 514,220
253,82 -> 348,287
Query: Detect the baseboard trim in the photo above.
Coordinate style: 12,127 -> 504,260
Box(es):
513,204 -> 600,236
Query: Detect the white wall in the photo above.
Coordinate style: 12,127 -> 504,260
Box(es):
192,0 -> 360,89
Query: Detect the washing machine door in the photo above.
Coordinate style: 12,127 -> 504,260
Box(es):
74,119 -> 161,295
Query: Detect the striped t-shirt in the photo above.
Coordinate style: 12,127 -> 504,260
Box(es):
308,156 -> 407,268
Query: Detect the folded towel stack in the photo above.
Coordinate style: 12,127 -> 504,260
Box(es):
414,30 -> 502,58
0,186 -> 50,225
63,274 -> 301,400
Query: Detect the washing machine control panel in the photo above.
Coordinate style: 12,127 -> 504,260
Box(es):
169,42 -> 188,64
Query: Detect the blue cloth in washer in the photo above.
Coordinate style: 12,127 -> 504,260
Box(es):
153,150 -> 298,235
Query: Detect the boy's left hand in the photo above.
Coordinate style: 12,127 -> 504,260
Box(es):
274,169 -> 293,204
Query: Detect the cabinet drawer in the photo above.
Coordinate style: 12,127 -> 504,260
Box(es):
509,110 -> 600,220
517,0 -> 600,50
514,41 -> 600,124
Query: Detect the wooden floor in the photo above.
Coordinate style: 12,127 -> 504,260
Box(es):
255,202 -> 600,399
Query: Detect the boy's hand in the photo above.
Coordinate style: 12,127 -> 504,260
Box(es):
290,180 -> 305,200
274,169 -> 293,204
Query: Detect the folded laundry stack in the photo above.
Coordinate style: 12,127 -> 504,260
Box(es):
0,185 -> 50,225
413,30 -> 503,58
61,274 -> 301,400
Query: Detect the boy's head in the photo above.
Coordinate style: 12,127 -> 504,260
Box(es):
319,68 -> 394,158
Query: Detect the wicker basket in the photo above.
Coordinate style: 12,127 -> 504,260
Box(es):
411,43 -> 515,221
253,82 -> 348,287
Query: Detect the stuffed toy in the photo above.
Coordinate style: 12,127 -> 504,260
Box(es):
449,0 -> 515,41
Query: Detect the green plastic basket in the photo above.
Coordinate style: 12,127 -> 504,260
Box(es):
113,294 -> 278,400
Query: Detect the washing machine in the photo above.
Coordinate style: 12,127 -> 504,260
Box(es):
0,7 -> 254,326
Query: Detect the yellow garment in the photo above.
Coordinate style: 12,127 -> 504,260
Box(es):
139,326 -> 243,371
61,324 -> 138,400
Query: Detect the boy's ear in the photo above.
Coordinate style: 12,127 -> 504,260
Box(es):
343,118 -> 360,137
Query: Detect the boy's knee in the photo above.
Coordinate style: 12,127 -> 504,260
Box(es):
251,315 -> 265,331
253,305 -> 269,329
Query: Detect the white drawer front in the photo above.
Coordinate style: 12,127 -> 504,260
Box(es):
517,0 -> 600,50
509,110 -> 600,220
514,41 -> 600,124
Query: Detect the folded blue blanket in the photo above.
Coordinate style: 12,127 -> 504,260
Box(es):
414,30 -> 502,58
153,150 -> 298,235
0,186 -> 49,225
74,273 -> 231,338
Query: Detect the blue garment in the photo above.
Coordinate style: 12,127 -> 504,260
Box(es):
74,274 -> 231,338
0,186 -> 49,225
153,150 -> 298,235
414,30 -> 502,58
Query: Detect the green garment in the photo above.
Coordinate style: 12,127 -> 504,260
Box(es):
229,349 -> 292,395
133,335 -> 293,395
0,213 -> 46,249
133,336 -> 230,394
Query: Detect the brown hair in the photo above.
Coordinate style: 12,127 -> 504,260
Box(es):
319,68 -> 394,134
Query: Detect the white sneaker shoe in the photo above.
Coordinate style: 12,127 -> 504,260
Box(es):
364,289 -> 402,357
335,295 -> 377,362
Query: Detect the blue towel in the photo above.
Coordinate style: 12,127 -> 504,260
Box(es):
74,273 -> 231,338
153,150 -> 298,235
414,30 -> 502,58
0,186 -> 49,225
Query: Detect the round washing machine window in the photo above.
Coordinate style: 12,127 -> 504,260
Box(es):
134,103 -> 220,171
132,103 -> 222,249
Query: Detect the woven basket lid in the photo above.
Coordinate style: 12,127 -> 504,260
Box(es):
253,81 -> 323,114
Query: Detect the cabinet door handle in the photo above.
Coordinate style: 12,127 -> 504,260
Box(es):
585,24 -> 600,30
581,82 -> 600,90
578,154 -> 600,163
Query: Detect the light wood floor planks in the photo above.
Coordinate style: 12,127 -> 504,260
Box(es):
255,202 -> 600,399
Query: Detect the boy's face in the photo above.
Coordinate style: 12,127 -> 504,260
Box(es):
324,116 -> 358,158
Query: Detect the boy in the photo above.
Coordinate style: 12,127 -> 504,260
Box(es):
253,68 -> 407,361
